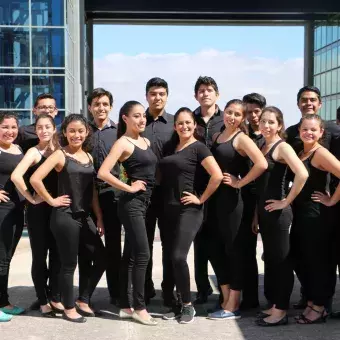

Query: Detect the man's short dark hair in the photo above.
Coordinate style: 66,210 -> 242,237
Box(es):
145,77 -> 169,95
242,93 -> 267,109
87,88 -> 113,106
34,93 -> 56,108
337,106 -> 340,122
194,76 -> 219,95
297,86 -> 321,103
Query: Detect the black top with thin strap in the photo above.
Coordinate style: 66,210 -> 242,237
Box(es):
57,150 -> 95,215
0,147 -> 24,203
122,137 -> 157,189
256,140 -> 288,209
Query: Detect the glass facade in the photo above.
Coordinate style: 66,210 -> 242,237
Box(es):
0,0 -> 81,125
314,22 -> 340,121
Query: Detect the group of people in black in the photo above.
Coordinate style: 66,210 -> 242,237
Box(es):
1,76 -> 340,327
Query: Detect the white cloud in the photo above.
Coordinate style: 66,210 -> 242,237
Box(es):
94,49 -> 303,127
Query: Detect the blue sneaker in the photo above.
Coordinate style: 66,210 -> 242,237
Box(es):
0,306 -> 25,315
207,309 -> 241,320
0,311 -> 12,322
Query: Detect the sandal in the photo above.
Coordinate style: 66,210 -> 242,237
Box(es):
294,305 -> 312,321
296,307 -> 327,324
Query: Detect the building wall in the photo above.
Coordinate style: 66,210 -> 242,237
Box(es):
314,22 -> 340,121
0,0 -> 83,126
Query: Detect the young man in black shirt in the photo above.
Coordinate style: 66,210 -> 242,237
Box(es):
192,76 -> 224,304
239,93 -> 266,310
87,88 -> 122,305
16,93 -> 59,153
142,78 -> 175,306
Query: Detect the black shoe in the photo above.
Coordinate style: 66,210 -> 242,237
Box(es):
40,309 -> 57,318
75,305 -> 95,317
194,287 -> 213,305
62,313 -> 87,323
29,299 -> 40,311
293,297 -> 307,310
179,305 -> 196,324
50,303 -> 64,314
162,304 -> 182,320
256,311 -> 270,319
256,315 -> 288,327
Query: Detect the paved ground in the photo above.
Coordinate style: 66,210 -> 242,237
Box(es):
2,231 -> 340,340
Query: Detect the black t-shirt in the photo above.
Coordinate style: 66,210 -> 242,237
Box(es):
159,141 -> 212,205
15,124 -> 39,154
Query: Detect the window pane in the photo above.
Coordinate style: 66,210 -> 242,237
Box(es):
314,52 -> 321,74
331,98 -> 337,121
326,48 -> 332,71
325,98 -> 330,121
0,0 -> 29,25
320,73 -> 326,96
338,68 -> 340,93
332,25 -> 338,43
326,72 -> 332,96
332,70 -> 338,95
321,26 -> 327,48
16,111 -> 31,125
0,76 -> 30,109
32,28 -> 64,68
332,47 -> 338,69
32,68 -> 65,74
0,27 -> 30,67
32,76 -> 65,109
0,68 -> 30,74
326,26 -> 333,46
31,0 -> 64,26
320,51 -> 326,72
314,74 -> 320,90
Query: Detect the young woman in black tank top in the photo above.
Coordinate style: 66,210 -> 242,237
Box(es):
291,115 -> 340,325
207,99 -> 267,320
30,114 -> 106,323
254,107 -> 308,327
11,114 -> 62,317
98,101 -> 158,326
0,112 -> 25,322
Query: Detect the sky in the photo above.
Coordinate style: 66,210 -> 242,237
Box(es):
93,25 -> 304,127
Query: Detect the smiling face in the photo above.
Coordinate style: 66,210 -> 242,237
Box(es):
146,86 -> 168,112
0,117 -> 18,146
224,103 -> 245,129
174,111 -> 196,140
88,95 -> 112,122
122,104 -> 146,134
63,120 -> 89,148
259,111 -> 282,139
36,117 -> 56,143
195,84 -> 219,108
298,91 -> 322,116
299,118 -> 324,145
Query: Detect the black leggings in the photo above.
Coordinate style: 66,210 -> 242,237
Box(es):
209,188 -> 244,290
0,201 -> 24,307
118,192 -> 151,310
259,206 -> 294,310
291,203 -> 336,307
50,209 -> 106,310
27,203 -> 61,305
162,204 -> 203,304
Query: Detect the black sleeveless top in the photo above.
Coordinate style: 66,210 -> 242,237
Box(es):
294,149 -> 327,217
25,148 -> 58,197
0,147 -> 24,203
57,150 -> 95,215
211,131 -> 247,177
256,140 -> 288,209
122,138 -> 157,189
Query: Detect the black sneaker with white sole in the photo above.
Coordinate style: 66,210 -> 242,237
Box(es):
162,304 -> 182,320
179,305 -> 196,324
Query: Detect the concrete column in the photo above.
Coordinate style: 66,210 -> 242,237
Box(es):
304,21 -> 315,86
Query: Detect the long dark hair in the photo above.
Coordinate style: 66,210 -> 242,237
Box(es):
35,113 -> 59,150
164,107 -> 196,156
59,114 -> 92,152
117,101 -> 143,138
224,99 -> 248,134
0,111 -> 19,126
260,106 -> 286,139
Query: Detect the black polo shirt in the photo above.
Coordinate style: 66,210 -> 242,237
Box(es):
90,119 -> 120,189
193,105 -> 225,149
143,110 -> 174,162
16,124 -> 39,154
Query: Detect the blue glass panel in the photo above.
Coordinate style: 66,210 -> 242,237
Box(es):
326,71 -> 332,96
31,0 -> 64,26
0,27 -> 30,67
31,28 -> 65,67
32,76 -> 65,109
332,47 -> 338,69
0,76 -> 30,109
332,70 -> 337,95
315,27 -> 322,50
32,68 -> 65,74
326,48 -> 332,71
0,68 -> 30,74
0,0 -> 29,25
321,26 -> 327,48
326,26 -> 333,45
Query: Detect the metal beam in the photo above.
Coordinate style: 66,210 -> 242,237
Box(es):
304,21 -> 315,86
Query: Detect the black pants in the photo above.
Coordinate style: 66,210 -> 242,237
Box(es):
163,204 -> 203,304
27,203 -> 61,305
239,191 -> 259,304
209,188 -> 244,290
50,209 -> 106,310
291,203 -> 336,307
98,189 -> 122,300
259,206 -> 294,310
118,192 -> 151,310
0,201 -> 24,307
